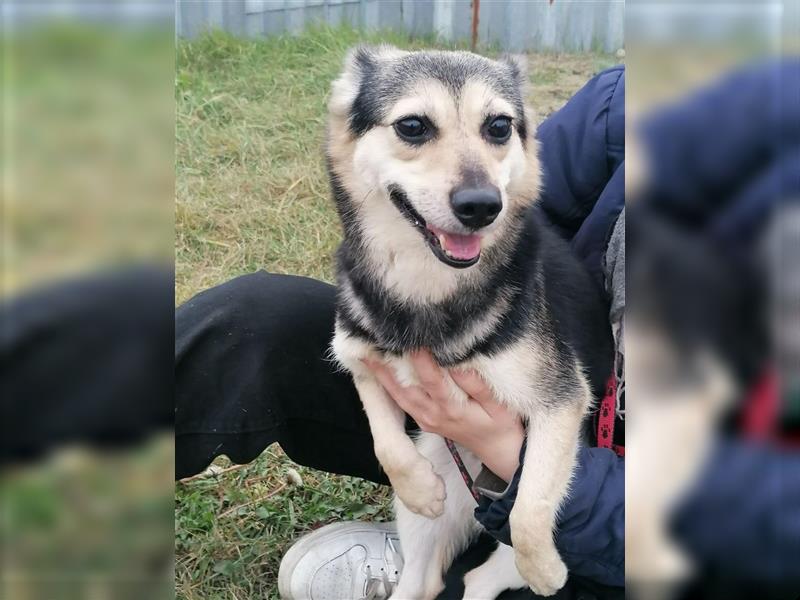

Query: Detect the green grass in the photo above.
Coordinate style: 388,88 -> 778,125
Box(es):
175,25 -> 618,600
176,449 -> 393,600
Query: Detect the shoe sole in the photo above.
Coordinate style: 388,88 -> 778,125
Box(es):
277,520 -> 398,599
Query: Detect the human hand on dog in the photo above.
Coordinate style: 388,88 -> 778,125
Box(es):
362,350 -> 524,482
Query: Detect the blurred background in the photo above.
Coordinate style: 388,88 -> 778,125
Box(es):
625,1 -> 799,599
2,0 -> 799,599
2,1 -> 174,599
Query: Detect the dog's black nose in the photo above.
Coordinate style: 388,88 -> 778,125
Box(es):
450,186 -> 502,229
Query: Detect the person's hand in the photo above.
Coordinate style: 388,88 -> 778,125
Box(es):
362,350 -> 524,482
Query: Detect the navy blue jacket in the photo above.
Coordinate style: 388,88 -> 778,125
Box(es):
537,64 -> 625,287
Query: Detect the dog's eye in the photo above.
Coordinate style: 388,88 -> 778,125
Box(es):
484,116 -> 513,144
394,117 -> 430,143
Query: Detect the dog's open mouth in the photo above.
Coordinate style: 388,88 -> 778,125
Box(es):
389,185 -> 481,268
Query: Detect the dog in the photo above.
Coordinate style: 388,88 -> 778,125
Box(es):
326,46 -> 613,599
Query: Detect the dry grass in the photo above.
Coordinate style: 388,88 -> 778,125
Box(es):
175,26 -> 618,599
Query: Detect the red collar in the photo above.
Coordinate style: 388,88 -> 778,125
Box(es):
597,374 -> 625,457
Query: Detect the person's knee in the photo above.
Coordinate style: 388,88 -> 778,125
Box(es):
177,270 -> 336,345
234,271 -> 336,332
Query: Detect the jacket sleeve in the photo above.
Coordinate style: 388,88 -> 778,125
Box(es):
535,65 -> 625,286
474,445 -> 625,588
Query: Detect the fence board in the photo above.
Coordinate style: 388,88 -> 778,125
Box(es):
176,0 -> 624,53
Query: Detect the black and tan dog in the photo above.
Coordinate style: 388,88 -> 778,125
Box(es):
326,46 -> 612,598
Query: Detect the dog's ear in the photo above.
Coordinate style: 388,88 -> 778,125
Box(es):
499,54 -> 539,202
499,53 -> 534,142
329,45 -> 404,119
499,54 -> 529,94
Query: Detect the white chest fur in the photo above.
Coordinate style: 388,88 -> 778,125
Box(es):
332,324 -> 579,418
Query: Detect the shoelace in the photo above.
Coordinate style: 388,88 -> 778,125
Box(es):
361,536 -> 402,600
362,565 -> 393,600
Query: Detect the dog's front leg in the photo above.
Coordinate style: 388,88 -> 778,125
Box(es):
353,374 -> 446,518
509,403 -> 584,597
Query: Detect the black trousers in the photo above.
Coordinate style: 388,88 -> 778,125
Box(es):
176,271 -> 621,600
176,271 -> 381,483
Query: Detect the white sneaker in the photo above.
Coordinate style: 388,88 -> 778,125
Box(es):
278,521 -> 403,600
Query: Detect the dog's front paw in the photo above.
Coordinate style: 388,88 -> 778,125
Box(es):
514,548 -> 567,598
509,501 -> 568,596
392,458 -> 446,518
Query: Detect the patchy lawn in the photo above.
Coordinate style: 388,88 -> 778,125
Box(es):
175,26 -> 617,600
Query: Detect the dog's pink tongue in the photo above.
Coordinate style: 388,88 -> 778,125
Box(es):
434,228 -> 481,260
443,232 -> 481,260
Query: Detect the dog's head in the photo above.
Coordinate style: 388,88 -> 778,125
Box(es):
327,46 -> 540,271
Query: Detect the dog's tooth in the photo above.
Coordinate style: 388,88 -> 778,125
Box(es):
438,234 -> 447,248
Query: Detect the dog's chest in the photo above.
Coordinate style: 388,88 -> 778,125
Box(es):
339,281 -> 517,366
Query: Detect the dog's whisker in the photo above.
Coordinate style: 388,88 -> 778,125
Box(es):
356,187 -> 376,209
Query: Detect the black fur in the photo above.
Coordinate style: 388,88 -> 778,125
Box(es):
348,48 -> 529,147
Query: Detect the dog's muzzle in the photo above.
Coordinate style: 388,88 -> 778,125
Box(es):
388,184 -> 482,269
